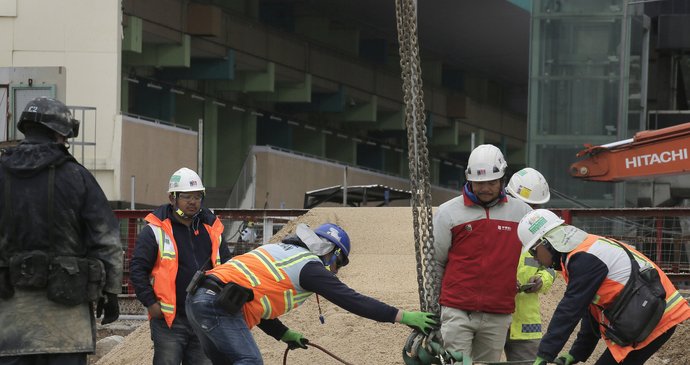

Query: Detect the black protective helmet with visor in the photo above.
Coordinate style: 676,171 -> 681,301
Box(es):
17,97 -> 79,138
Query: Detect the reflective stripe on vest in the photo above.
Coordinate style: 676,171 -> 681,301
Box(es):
563,234 -> 690,362
208,243 -> 321,329
511,251 -> 555,340
146,213 -> 224,328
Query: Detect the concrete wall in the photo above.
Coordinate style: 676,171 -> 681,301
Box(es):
252,147 -> 458,209
0,0 -> 122,199
121,116 -> 198,207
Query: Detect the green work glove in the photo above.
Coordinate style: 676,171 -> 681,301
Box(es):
400,311 -> 440,335
554,352 -> 577,365
281,329 -> 309,350
533,356 -> 547,365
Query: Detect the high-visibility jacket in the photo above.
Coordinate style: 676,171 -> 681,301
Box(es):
509,251 -> 555,340
208,243 -> 322,329
148,213 -> 224,328
562,235 -> 690,362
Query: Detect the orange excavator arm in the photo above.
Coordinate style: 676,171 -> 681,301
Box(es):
570,122 -> 690,181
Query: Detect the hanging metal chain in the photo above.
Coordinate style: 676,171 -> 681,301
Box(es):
395,0 -> 439,316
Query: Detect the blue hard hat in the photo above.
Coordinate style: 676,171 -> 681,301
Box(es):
314,223 -> 351,266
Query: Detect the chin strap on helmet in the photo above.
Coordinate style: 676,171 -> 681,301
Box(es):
172,192 -> 203,220
322,248 -> 344,269
541,239 -> 563,270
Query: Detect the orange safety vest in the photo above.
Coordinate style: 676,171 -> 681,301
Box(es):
147,213 -> 224,328
562,234 -> 690,362
208,243 -> 321,329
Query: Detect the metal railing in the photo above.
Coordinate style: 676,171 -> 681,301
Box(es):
68,106 -> 97,170
553,208 -> 690,282
114,207 -> 690,296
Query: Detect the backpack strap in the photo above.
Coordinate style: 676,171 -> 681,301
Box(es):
47,164 -> 56,246
0,169 -> 12,262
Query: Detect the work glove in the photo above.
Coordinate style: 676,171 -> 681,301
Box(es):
554,352 -> 577,365
281,329 -> 309,350
400,311 -> 440,335
533,356 -> 547,365
96,292 -> 120,325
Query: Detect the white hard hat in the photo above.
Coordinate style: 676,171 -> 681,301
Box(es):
507,167 -> 551,205
168,167 -> 205,193
518,209 -> 564,253
465,144 -> 507,182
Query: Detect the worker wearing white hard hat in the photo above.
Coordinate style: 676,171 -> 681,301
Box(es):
518,209 -> 690,365
506,167 -> 550,206
167,167 -> 206,219
130,167 -> 230,365
503,167 -> 556,362
433,144 -> 532,362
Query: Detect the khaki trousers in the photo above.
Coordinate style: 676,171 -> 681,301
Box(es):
440,306 -> 512,362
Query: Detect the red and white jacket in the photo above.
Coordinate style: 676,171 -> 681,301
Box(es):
433,192 -> 532,314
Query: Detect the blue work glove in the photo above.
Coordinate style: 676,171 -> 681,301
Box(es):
533,356 -> 547,365
400,311 -> 440,335
554,352 -> 577,365
281,329 -> 309,350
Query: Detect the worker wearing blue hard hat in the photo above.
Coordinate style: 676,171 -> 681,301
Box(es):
185,222 -> 439,364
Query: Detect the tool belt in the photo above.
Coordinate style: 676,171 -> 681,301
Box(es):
4,251 -> 105,306
0,267 -> 13,299
193,274 -> 254,314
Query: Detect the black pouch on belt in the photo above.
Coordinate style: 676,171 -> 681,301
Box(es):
216,282 -> 254,314
85,258 -> 106,302
9,251 -> 49,288
186,270 -> 205,294
46,256 -> 89,306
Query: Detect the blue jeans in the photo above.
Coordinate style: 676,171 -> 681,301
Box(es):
185,287 -> 263,365
149,315 -> 211,365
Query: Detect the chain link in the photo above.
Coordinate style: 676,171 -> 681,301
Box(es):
395,0 -> 439,316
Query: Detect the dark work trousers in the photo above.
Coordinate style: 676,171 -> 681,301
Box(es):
594,326 -> 676,365
149,315 -> 211,365
0,354 -> 86,365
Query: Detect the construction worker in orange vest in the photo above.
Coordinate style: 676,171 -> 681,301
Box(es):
130,167 -> 230,365
519,209 -> 690,365
185,222 -> 439,365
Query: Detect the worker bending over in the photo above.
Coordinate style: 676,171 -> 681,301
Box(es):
185,222 -> 438,364
519,209 -> 690,365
